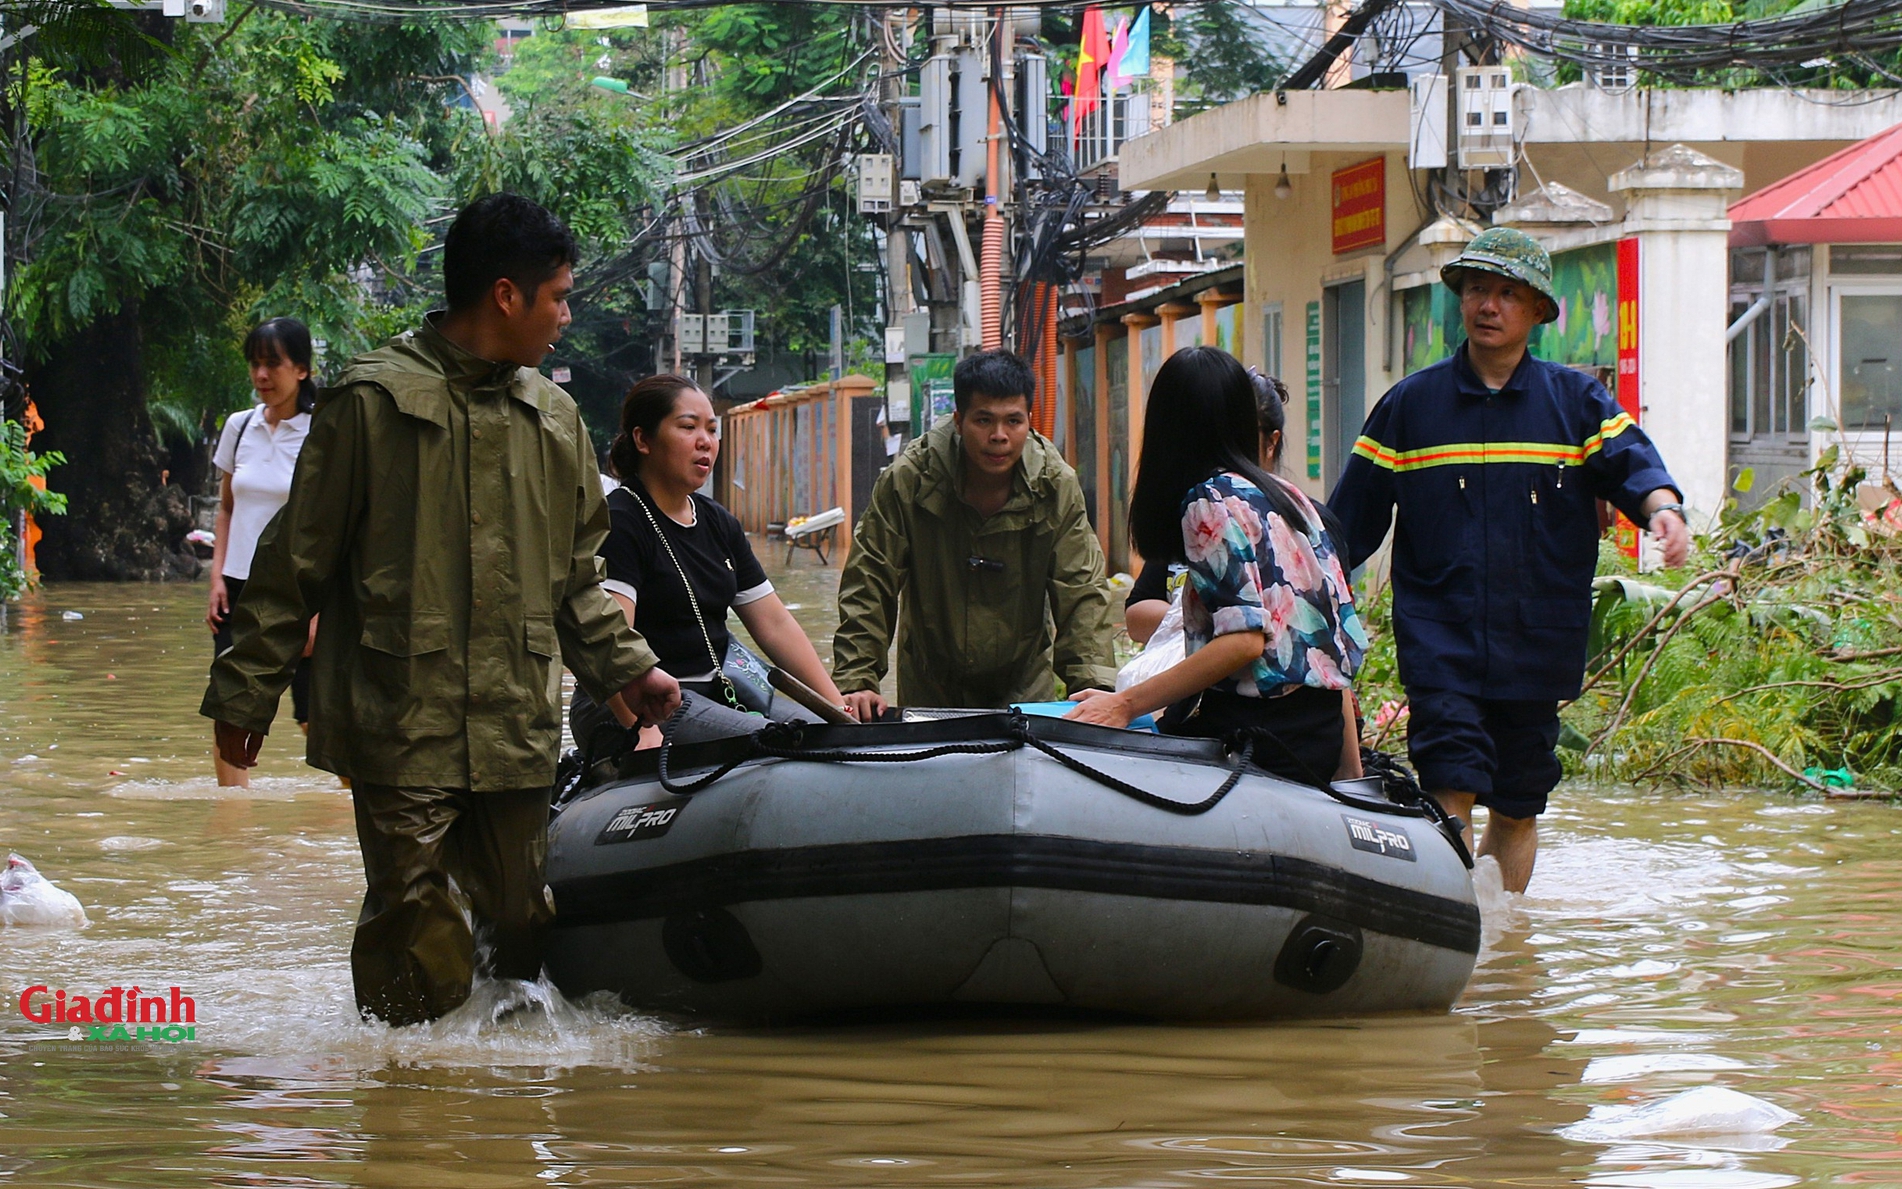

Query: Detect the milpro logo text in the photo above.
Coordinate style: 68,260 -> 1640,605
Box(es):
1342,815 -> 1416,862
18,985 -> 198,1043
595,799 -> 684,845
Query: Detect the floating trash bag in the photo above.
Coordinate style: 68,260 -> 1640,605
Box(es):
1561,1086 -> 1799,1143
1,854 -> 88,927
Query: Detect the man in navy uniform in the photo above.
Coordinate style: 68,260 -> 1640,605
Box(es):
1330,227 -> 1690,892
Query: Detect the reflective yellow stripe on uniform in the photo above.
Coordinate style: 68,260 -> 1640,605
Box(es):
1352,413 -> 1637,472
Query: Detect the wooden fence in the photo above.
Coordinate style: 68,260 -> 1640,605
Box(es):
720,375 -> 886,550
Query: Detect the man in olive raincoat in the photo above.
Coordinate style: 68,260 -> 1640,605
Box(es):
203,195 -> 680,1026
835,349 -> 1117,717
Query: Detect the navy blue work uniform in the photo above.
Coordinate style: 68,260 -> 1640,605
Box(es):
1329,345 -> 1679,817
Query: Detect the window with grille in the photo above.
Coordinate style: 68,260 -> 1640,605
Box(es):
1727,246 -> 1810,442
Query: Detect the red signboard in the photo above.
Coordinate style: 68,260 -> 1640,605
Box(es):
1614,236 -> 1642,559
1330,158 -> 1386,255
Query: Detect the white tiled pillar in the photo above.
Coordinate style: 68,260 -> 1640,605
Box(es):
1610,145 -> 1745,526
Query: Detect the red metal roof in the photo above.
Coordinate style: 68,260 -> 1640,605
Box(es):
1730,121 -> 1902,246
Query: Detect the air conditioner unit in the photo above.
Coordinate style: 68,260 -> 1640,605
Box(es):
1456,66 -> 1514,170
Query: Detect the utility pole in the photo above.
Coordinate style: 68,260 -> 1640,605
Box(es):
880,7 -> 914,426
693,211 -> 714,393
665,26 -> 688,377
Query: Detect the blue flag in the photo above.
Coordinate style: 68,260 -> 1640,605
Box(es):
1121,7 -> 1151,78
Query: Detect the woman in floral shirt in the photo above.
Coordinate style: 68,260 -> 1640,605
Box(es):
1067,347 -> 1367,787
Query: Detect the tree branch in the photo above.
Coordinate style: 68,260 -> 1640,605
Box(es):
1640,736 -> 1830,793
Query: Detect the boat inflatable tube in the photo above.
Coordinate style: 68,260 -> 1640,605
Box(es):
544,712 -> 1479,1020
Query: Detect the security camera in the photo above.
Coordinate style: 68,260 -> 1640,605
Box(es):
186,0 -> 227,23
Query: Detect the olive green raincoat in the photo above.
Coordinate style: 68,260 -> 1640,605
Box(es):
833,418 -> 1117,706
200,319 -> 659,791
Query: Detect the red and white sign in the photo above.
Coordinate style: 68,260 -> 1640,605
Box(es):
1330,158 -> 1386,255
1614,236 -> 1642,559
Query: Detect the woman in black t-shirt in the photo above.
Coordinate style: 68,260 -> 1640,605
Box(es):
571,374 -> 847,750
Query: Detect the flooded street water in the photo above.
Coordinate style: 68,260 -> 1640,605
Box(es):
4,563 -> 1902,1187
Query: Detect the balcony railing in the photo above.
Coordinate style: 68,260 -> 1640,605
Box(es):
1071,91 -> 1152,175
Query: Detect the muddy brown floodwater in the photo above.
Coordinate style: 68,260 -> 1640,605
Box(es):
4,553 -> 1902,1187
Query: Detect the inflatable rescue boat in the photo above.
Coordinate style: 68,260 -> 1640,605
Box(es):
544,708 -> 1479,1020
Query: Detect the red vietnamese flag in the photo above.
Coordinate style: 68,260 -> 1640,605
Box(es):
1072,7 -> 1108,143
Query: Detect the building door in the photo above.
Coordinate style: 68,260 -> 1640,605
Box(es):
1324,279 -> 1367,490
1071,344 -> 1097,527
1105,335 -> 1131,575
1728,246 -> 1810,507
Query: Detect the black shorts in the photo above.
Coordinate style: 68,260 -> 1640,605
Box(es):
1405,688 -> 1561,819
1161,684 -> 1347,790
212,575 -> 310,725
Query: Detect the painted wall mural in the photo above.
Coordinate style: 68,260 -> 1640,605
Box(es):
1401,241 -> 1620,376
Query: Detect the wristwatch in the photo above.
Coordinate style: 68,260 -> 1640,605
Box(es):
1647,501 -> 1687,530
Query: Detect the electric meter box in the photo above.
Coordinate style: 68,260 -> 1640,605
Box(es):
1456,66 -> 1514,170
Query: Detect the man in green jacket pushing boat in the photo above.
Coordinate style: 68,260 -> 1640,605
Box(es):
834,349 -> 1118,718
203,194 -> 680,1025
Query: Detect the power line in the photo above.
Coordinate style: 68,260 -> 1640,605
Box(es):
1431,0 -> 1902,82
252,0 -> 1237,25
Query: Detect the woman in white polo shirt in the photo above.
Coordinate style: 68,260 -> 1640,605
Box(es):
205,318 -> 317,787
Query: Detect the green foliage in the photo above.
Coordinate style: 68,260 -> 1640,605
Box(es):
1175,0 -> 1294,113
9,1 -> 871,464
495,25 -> 661,107
8,8 -> 486,436
1555,0 -> 1898,88
0,420 -> 66,600
487,6 -> 881,390
1567,455 -> 1902,794
7,5 -> 686,452
456,103 -> 667,251
661,4 -> 880,365
1563,0 -> 1737,25
691,3 -> 857,105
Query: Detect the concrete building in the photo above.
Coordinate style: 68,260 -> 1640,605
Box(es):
1727,122 -> 1902,501
1072,83 -> 1902,552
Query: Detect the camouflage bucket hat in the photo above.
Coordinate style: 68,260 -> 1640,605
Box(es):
1441,227 -> 1560,324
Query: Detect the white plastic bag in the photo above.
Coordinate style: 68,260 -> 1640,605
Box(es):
0,854 -> 89,928
1117,593 -> 1186,692
1560,1086 -> 1799,1142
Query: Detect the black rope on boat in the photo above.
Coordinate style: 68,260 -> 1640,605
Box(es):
1357,747 -> 1475,869
653,710 -> 1255,815
1012,724 -> 1255,816
750,720 -> 1025,766
595,709 -> 1468,866
655,712 -> 1024,795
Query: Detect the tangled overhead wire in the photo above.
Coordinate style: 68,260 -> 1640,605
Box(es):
1433,0 -> 1902,83
249,0 -> 1239,23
